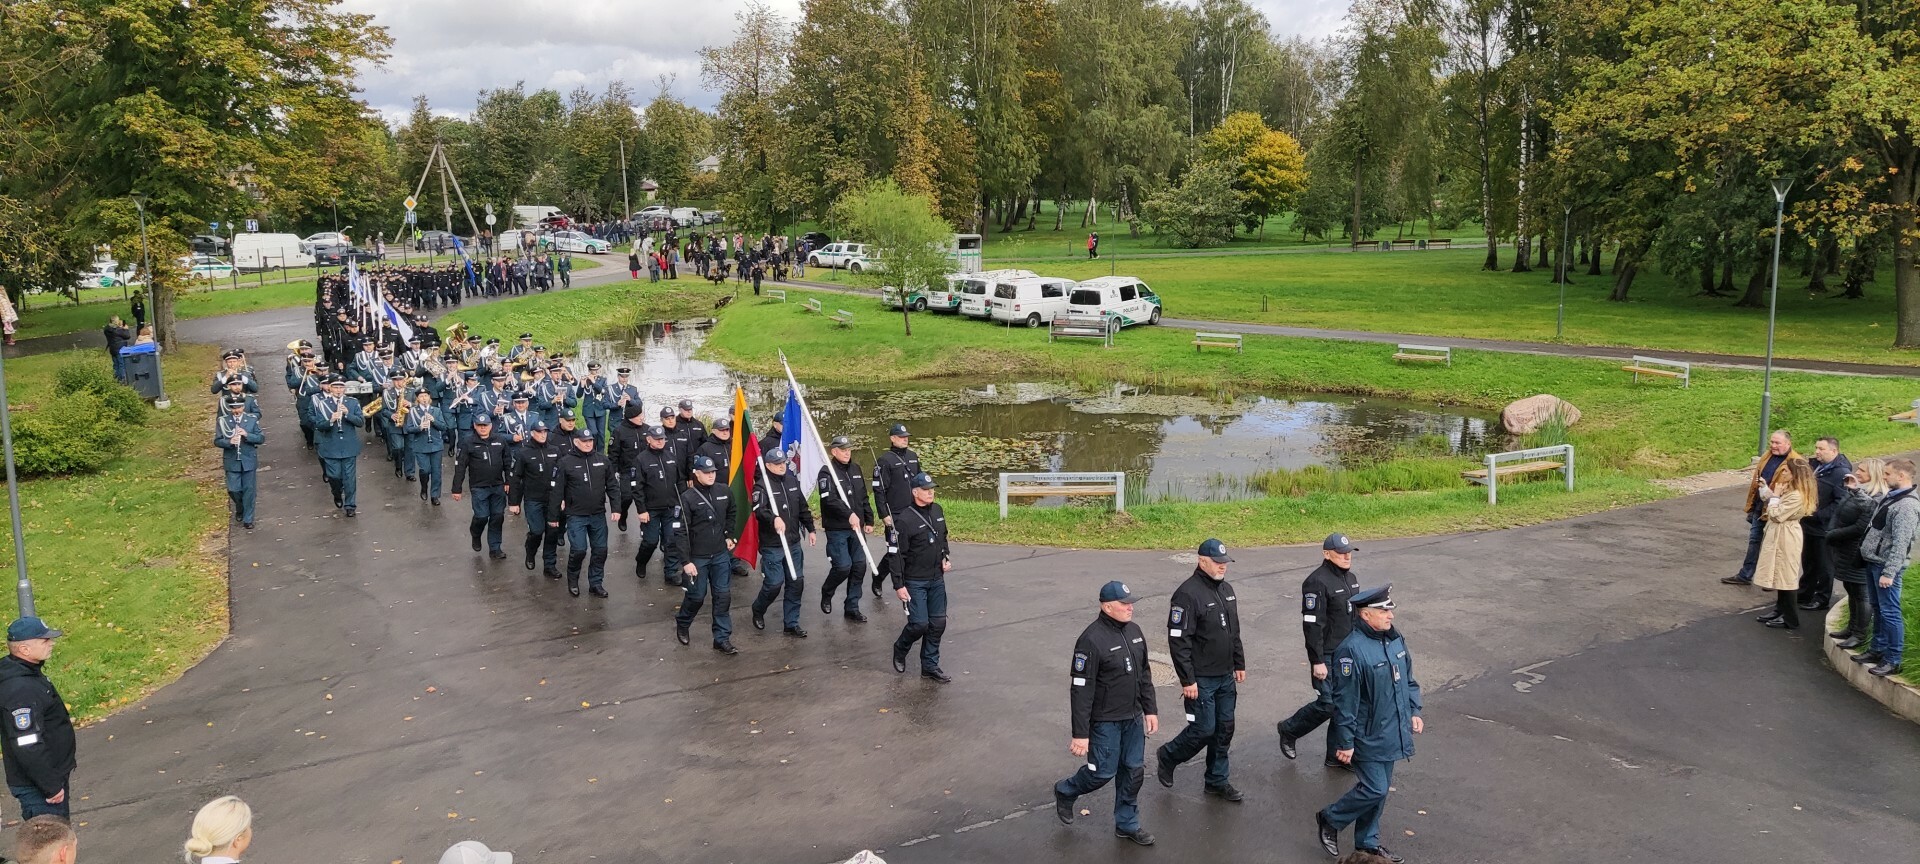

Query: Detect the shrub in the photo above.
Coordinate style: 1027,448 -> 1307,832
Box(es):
12,391 -> 132,477
52,359 -> 147,427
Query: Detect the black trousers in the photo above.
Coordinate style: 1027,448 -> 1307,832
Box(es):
1840,579 -> 1876,638
1798,533 -> 1834,606
1773,588 -> 1800,628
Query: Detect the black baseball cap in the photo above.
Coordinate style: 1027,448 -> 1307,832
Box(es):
889,424 -> 910,437
1323,533 -> 1358,554
910,472 -> 937,489
645,425 -> 666,440
763,447 -> 788,465
1098,581 -> 1138,604
1198,538 -> 1234,563
829,435 -> 851,449
678,399 -> 694,411
712,418 -> 732,431
6,617 -> 62,641
691,454 -> 717,472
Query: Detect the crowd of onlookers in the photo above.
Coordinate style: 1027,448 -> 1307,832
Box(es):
1726,431 -> 1912,677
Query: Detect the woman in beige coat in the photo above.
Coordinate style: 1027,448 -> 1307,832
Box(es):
1755,456 -> 1818,629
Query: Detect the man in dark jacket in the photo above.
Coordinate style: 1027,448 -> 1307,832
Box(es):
1800,436 -> 1853,610
1156,538 -> 1246,801
1053,581 -> 1159,847
103,316 -> 133,381
507,422 -> 566,578
0,618 -> 75,819
674,455 -> 739,653
816,436 -> 874,621
607,403 -> 651,529
629,426 -> 684,582
1316,584 -> 1423,862
450,416 -> 512,559
889,473 -> 952,681
870,424 -> 922,595
750,448 -> 816,637
1280,533 -> 1364,768
549,429 -> 616,598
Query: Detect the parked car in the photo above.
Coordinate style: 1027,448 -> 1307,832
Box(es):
75,260 -> 136,290
232,233 -> 315,270
179,254 -> 236,281
799,231 -> 832,252
191,234 -> 230,256
300,232 -> 350,253
312,244 -> 383,266
634,205 -> 671,219
988,275 -> 1077,328
927,268 -> 1035,314
670,207 -> 701,228
700,210 -> 722,225
807,242 -> 873,271
1067,276 -> 1163,329
414,230 -> 467,252
543,230 -> 611,254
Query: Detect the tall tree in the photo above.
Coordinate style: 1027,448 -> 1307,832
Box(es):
701,1 -> 792,232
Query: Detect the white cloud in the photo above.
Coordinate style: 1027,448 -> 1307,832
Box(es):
343,0 -> 1346,126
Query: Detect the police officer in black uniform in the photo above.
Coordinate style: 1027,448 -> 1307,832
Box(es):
889,472 -> 952,682
608,403 -> 651,530
0,618 -> 75,819
508,421 -> 566,578
817,435 -> 874,621
451,416 -> 512,559
675,398 -> 707,444
1156,538 -> 1246,801
550,429 -> 615,598
1053,582 -> 1158,847
694,417 -> 734,483
870,423 -> 923,596
1279,532 -> 1363,768
749,447 -> 817,637
673,454 -> 739,653
629,425 -> 684,582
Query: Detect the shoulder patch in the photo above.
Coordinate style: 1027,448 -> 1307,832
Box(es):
1169,606 -> 1184,625
11,707 -> 29,730
1338,657 -> 1354,677
1072,652 -> 1087,672
1304,593 -> 1318,611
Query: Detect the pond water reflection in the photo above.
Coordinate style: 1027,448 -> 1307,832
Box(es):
568,323 -> 1501,502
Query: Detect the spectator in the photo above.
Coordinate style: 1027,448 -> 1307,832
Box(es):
1857,457 -> 1916,677
182,795 -> 251,863
1827,458 -> 1885,650
129,290 -> 146,331
103,315 -> 133,380
1725,430 -> 1798,585
628,250 -> 641,280
1088,231 -> 1099,259
0,290 -> 17,346
134,325 -> 156,346
1754,456 -> 1817,629
10,814 -> 77,864
1802,436 -> 1852,610
439,840 -> 511,864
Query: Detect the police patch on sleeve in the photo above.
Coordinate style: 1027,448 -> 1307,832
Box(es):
1169,606 -> 1184,625
10,708 -> 29,730
1304,593 -> 1318,611
1073,652 -> 1088,673
1338,657 -> 1353,677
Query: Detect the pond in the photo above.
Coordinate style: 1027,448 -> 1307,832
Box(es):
568,322 -> 1501,503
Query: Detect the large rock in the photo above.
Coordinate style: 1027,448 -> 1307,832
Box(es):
1501,394 -> 1582,435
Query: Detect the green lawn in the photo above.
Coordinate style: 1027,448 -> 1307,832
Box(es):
435,279 -> 737,344
991,249 -> 1920,366
0,345 -> 228,721
977,202 -> 1488,260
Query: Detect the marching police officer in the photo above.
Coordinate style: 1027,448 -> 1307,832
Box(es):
694,418 -> 734,483
817,435 -> 874,621
889,472 -> 952,682
312,376 -> 364,516
406,387 -> 449,504
1053,581 -> 1158,847
1316,584 -> 1423,863
1281,532 -> 1364,768
550,429 -> 615,598
673,454 -> 739,653
1156,538 -> 1246,801
508,421 -> 566,578
215,394 -> 265,529
629,425 -> 684,582
0,617 -> 75,819
676,398 -> 707,443
750,447 -> 816,637
870,423 -> 923,596
452,416 -> 513,559
608,403 -> 651,530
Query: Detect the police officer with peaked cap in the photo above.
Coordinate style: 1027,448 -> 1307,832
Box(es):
1315,583 -> 1423,863
889,472 -> 952,681
1053,581 -> 1158,846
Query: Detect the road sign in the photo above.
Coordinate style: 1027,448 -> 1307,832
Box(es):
485,214 -> 497,226
245,219 -> 259,232
405,211 -> 417,225
209,221 -> 218,231
404,196 -> 417,211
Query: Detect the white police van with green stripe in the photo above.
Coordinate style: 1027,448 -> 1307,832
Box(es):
1067,276 -> 1162,330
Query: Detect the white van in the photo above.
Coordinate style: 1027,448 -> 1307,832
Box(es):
934,268 -> 1034,314
1067,276 -> 1163,328
988,276 -> 1076,327
670,207 -> 701,227
513,205 -> 563,228
232,233 -> 314,271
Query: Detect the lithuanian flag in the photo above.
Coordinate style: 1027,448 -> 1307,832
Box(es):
727,386 -> 761,565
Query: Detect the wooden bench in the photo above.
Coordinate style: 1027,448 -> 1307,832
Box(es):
1393,343 -> 1451,366
999,471 -> 1127,518
1622,355 -> 1690,388
1423,238 -> 1453,249
1349,241 -> 1380,252
1463,445 -> 1575,505
1193,331 -> 1243,353
1892,400 -> 1920,423
1050,314 -> 1113,346
763,288 -> 786,302
802,297 -> 822,314
830,309 -> 854,327
1390,239 -> 1420,250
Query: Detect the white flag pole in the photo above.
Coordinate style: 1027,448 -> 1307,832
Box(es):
755,449 -> 799,581
781,350 -> 879,580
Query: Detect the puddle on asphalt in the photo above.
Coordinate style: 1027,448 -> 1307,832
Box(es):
564,322 -> 1499,502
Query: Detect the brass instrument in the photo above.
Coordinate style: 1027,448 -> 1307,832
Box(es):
392,394 -> 412,425
444,321 -> 469,345
366,396 -> 385,417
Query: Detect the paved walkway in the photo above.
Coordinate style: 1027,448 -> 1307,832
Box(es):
53,303 -> 1920,863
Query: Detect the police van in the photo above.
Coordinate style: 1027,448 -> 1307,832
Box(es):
1066,276 -> 1163,328
988,275 -> 1077,327
931,268 -> 1034,314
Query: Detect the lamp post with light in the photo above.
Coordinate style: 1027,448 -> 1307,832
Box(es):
1757,177 -> 1792,456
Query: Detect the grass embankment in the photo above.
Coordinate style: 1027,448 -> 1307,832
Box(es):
978,204 -> 1489,259
434,280 -> 737,343
0,346 -> 228,721
695,288 -> 1920,548
995,249 -> 1920,367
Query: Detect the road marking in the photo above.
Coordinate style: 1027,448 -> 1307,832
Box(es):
1512,660 -> 1552,693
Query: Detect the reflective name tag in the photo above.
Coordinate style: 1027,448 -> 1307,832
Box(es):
15,734 -> 36,746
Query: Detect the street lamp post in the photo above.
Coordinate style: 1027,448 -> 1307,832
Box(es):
130,193 -> 153,306
1557,205 -> 1571,339
331,198 -> 339,233
1758,177 -> 1792,456
0,348 -> 33,617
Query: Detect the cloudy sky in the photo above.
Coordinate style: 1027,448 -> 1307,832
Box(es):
339,0 -> 1349,124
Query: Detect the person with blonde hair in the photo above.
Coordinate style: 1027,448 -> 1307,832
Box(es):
182,795 -> 252,863
1825,458 -> 1887,649
1754,456 -> 1818,629
10,814 -> 76,864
